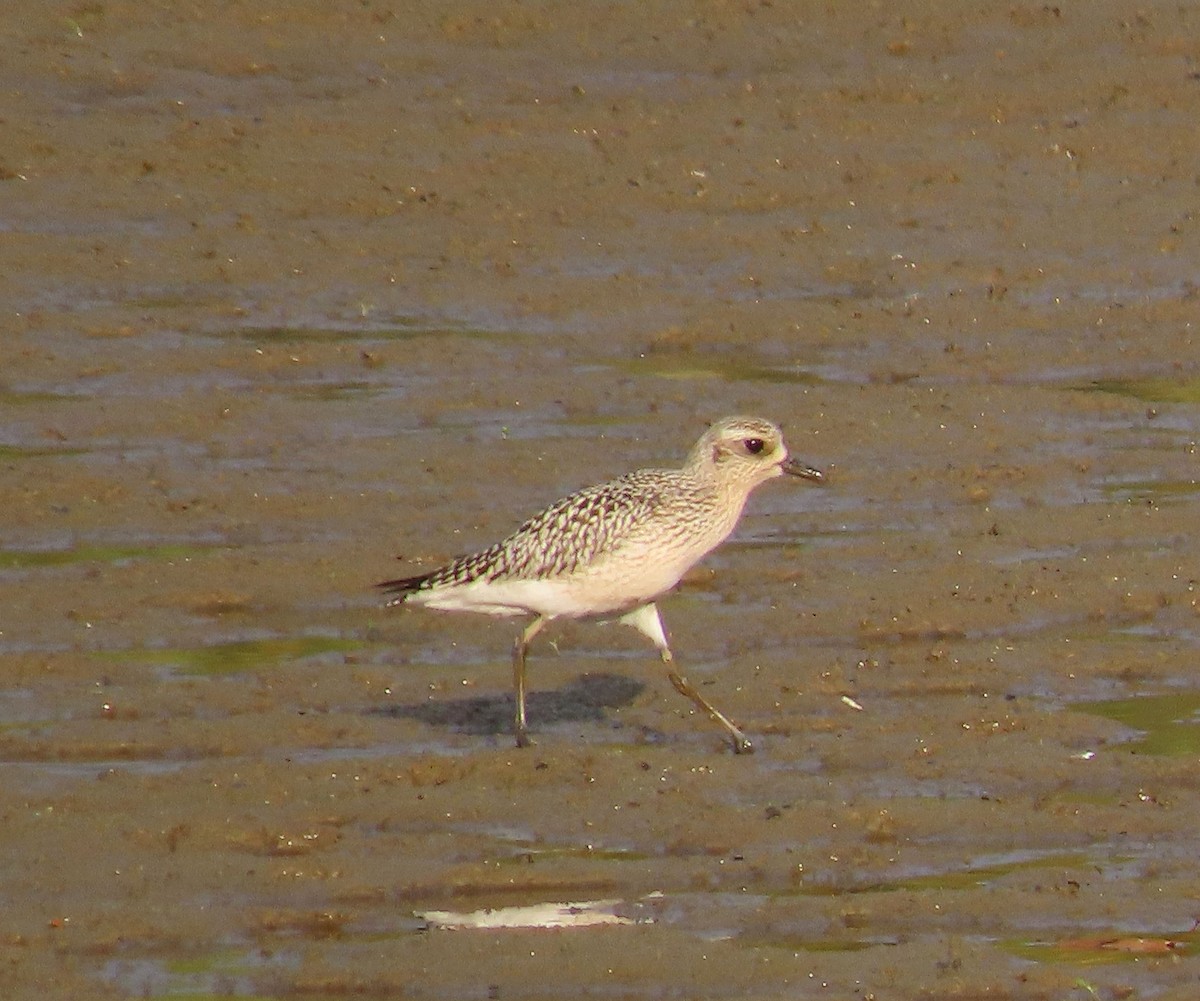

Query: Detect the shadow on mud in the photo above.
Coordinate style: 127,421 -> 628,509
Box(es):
369,672 -> 645,736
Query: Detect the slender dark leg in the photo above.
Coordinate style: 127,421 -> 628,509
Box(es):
666,664 -> 753,754
512,616 -> 546,748
619,603 -> 753,754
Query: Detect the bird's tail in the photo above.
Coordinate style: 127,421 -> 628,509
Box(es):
375,573 -> 432,607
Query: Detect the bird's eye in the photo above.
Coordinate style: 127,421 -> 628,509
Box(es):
744,438 -> 765,455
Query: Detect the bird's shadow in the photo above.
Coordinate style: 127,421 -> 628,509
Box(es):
369,672 -> 646,737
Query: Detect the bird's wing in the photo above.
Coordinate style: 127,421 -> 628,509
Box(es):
378,470 -> 671,598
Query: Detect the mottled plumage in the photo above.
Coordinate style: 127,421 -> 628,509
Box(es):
382,471 -> 672,598
378,416 -> 824,752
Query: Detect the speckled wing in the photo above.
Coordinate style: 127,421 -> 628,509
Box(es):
377,470 -> 671,602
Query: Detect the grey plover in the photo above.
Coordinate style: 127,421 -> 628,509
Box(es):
378,416 -> 824,753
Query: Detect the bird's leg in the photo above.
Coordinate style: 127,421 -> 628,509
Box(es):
512,616 -> 546,748
619,603 -> 754,754
667,665 -> 753,754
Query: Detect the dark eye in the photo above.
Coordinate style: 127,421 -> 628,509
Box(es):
744,438 -> 765,455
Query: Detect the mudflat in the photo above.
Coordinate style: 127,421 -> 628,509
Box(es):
2,3 -> 1199,998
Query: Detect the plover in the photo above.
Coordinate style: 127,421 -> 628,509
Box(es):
378,416 -> 824,753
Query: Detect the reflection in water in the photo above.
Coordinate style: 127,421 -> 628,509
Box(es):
113,635 -> 361,677
419,896 -> 647,930
1079,693 -> 1200,757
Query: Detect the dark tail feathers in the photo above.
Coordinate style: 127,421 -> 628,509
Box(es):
375,573 -> 431,603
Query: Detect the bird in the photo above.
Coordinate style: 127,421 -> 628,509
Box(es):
377,415 -> 824,753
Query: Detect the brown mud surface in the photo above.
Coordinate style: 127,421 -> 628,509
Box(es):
3,2 -> 1200,998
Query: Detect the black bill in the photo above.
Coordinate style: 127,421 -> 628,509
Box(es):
781,457 -> 825,483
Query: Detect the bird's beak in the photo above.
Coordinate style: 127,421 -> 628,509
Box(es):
781,457 -> 825,483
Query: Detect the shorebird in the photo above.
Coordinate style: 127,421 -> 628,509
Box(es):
378,416 -> 824,753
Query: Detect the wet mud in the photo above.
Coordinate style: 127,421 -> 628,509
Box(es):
2,2 -> 1199,998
